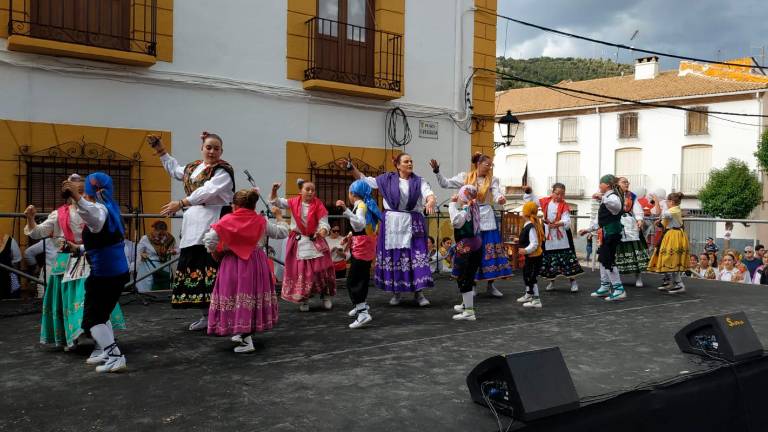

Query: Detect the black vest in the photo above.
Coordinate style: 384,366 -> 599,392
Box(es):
454,218 -> 476,242
519,223 -> 534,250
598,193 -> 622,228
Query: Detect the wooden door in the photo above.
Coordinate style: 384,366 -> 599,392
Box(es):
315,0 -> 375,86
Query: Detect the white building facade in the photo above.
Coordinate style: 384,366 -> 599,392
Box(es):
494,58 -> 768,241
0,0 -> 499,240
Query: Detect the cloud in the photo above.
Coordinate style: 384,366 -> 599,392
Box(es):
495,0 -> 767,68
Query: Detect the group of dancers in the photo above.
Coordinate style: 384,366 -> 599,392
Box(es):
28,131 -> 690,373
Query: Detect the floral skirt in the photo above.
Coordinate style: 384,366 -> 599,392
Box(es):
281,234 -> 337,303
40,274 -> 126,347
540,248 -> 584,280
616,237 -> 650,275
648,229 -> 689,273
171,245 -> 219,309
374,212 -> 433,292
476,229 -> 513,281
208,249 -> 278,336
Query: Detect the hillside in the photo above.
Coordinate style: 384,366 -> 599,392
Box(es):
496,57 -> 634,90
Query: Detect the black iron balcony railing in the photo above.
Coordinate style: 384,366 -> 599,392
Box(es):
7,0 -> 157,56
305,16 -> 402,92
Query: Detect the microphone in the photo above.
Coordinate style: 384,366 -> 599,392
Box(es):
243,169 -> 273,218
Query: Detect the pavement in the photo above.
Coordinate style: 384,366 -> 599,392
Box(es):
1,269 -> 767,432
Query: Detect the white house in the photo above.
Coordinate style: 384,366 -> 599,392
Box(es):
493,57 -> 768,243
0,0 -> 500,243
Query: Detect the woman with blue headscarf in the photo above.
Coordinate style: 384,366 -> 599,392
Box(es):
335,179 -> 381,329
63,172 -> 129,373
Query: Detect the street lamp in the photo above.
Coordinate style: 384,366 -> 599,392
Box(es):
495,110 -> 520,149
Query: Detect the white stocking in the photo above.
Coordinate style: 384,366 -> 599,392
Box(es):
90,323 -> 121,356
462,291 -> 474,310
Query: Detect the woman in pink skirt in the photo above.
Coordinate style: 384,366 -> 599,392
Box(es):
204,189 -> 289,353
270,179 -> 337,311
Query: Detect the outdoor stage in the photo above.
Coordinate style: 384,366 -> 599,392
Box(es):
1,270 -> 767,431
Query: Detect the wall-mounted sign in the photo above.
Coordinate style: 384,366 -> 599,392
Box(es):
419,120 -> 438,139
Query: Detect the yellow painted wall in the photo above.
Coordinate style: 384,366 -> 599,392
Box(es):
0,119 -> 172,243
286,0 -> 405,97
0,0 -> 174,62
285,140 -> 396,197
471,0 -> 497,156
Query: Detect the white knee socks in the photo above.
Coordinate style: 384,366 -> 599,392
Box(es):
90,323 -> 121,356
532,284 -> 540,297
609,267 -> 622,286
600,264 -> 610,283
462,291 -> 474,310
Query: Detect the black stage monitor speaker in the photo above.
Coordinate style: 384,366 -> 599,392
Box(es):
466,347 -> 579,422
675,311 -> 764,362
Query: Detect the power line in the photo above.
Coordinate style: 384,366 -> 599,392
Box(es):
480,67 -> 768,119
485,11 -> 767,71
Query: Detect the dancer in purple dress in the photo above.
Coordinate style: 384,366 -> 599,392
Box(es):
342,154 -> 436,306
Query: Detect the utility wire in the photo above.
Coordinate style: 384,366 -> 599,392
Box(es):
480,67 -> 768,119
485,11 -> 767,71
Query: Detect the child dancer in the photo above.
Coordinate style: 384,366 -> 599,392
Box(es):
336,180 -> 381,329
270,179 -> 336,311
62,173 -> 129,373
516,201 -> 545,308
204,189 -> 289,353
523,184 -> 583,292
647,193 -> 689,294
430,154 -> 512,297
449,186 -> 484,320
579,175 -> 626,301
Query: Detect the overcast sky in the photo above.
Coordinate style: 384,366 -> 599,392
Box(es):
496,0 -> 768,69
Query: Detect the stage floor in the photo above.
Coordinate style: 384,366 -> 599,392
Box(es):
1,270 -> 767,431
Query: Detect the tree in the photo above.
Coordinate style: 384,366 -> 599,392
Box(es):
698,159 -> 761,219
754,129 -> 768,172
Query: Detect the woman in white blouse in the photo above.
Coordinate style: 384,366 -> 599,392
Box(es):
150,132 -> 235,331
342,153 -> 437,307
430,153 -> 512,297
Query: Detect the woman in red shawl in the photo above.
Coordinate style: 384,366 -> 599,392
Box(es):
203,189 -> 289,353
270,179 -> 337,311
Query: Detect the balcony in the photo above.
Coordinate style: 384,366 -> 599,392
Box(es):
547,176 -> 586,198
672,172 -> 710,196
7,0 -> 157,66
304,16 -> 403,100
617,174 -> 647,189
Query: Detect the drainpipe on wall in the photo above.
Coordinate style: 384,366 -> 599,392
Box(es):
596,107 -> 602,179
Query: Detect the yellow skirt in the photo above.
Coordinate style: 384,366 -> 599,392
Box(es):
647,229 -> 689,273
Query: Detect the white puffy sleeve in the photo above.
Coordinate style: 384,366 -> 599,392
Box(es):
75,198 -> 107,234
436,172 -> 466,189
160,154 -> 185,181
266,220 -> 290,240
203,229 -> 220,253
24,211 -> 58,240
491,176 -> 504,204
186,169 -> 233,206
448,202 -> 469,228
420,180 -> 435,199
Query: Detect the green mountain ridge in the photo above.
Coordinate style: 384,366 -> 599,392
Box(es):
496,57 -> 634,91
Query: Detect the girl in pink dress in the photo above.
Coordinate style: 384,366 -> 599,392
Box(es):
270,179 -> 337,311
204,189 -> 289,353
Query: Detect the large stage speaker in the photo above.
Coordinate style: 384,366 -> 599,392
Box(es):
466,347 -> 579,422
675,311 -> 764,362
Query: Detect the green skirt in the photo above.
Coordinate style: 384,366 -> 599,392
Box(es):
39,274 -> 126,348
